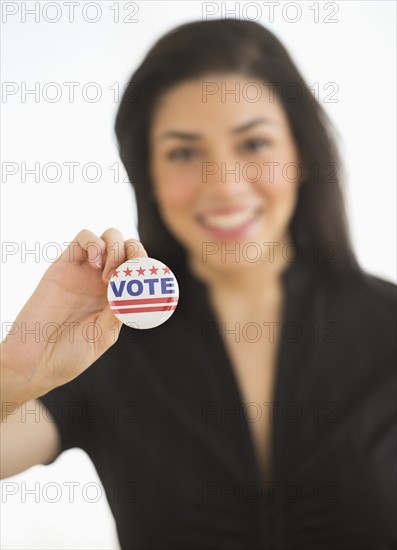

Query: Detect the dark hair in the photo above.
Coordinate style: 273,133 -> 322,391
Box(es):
115,19 -> 362,278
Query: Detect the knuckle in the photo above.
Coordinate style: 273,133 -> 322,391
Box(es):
102,227 -> 121,237
76,228 -> 91,240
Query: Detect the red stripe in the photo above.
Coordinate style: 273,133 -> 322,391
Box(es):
111,305 -> 177,314
109,297 -> 178,306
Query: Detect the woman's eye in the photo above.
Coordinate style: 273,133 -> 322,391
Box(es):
167,148 -> 198,161
242,138 -> 270,151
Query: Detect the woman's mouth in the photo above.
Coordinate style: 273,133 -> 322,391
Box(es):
195,207 -> 263,239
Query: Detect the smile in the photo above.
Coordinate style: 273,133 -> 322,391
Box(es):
196,207 -> 263,238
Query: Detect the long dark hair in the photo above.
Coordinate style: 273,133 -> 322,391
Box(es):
114,19 -> 362,279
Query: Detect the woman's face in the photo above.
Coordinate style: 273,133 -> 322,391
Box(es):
149,73 -> 303,274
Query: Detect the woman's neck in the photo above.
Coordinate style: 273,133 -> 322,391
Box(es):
187,233 -> 292,308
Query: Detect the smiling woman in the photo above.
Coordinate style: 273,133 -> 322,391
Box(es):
1,17 -> 396,550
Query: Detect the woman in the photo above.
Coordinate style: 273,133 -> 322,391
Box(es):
1,19 -> 395,550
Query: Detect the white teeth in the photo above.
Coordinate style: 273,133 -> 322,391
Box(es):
201,211 -> 256,230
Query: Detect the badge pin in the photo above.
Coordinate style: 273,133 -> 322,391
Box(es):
107,257 -> 179,329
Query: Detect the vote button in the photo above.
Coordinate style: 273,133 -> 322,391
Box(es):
107,257 -> 179,329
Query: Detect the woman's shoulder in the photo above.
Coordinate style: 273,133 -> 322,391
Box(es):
321,267 -> 396,355
328,268 -> 396,319
292,259 -> 395,320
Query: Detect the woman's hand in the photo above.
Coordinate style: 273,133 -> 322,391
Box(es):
1,228 -> 148,403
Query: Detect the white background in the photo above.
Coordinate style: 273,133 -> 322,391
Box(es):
1,1 -> 396,548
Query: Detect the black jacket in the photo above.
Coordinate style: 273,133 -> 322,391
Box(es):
39,258 -> 397,549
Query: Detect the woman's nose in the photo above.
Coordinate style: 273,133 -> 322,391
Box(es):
201,154 -> 253,196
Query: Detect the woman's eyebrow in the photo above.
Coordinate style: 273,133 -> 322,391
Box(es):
231,117 -> 278,134
156,117 -> 277,142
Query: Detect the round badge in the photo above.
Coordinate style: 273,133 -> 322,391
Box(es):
107,257 -> 179,329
